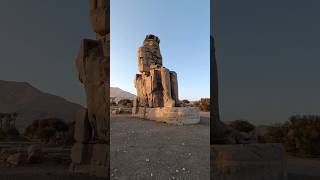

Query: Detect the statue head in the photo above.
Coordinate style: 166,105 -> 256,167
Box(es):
143,34 -> 160,46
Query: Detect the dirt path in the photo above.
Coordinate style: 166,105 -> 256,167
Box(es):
110,113 -> 210,180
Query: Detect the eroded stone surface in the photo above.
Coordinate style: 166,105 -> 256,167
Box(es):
133,34 -> 200,124
133,107 -> 201,125
70,0 -> 109,178
134,35 -> 178,108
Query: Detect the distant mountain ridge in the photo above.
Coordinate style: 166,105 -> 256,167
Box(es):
0,80 -> 83,131
0,81 -> 136,131
110,87 -> 135,102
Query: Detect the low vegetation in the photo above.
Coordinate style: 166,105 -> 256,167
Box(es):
24,118 -> 74,145
117,99 -> 133,108
258,115 -> 320,157
193,98 -> 210,112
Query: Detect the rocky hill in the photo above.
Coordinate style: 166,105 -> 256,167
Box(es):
110,87 -> 135,103
0,80 -> 83,132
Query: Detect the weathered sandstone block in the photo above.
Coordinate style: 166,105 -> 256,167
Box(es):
133,107 -> 200,125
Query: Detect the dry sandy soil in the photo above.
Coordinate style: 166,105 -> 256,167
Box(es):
110,113 -> 210,180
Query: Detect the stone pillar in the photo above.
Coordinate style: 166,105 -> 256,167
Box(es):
70,0 -> 109,178
210,36 -> 226,144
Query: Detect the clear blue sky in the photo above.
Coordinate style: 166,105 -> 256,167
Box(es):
110,0 -> 210,100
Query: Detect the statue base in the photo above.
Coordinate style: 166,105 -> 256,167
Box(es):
132,107 -> 200,125
70,143 -> 109,178
211,144 -> 287,180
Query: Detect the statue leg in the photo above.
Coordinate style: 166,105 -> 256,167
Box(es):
95,103 -> 109,143
170,71 -> 179,106
160,67 -> 175,107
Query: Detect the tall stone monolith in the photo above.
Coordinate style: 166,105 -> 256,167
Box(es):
70,0 -> 109,178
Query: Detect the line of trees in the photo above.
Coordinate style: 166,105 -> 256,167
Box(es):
258,115 -> 320,157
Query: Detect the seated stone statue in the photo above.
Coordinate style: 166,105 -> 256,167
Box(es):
134,34 -> 179,110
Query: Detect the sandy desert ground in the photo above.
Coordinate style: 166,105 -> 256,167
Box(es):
110,112 -> 210,180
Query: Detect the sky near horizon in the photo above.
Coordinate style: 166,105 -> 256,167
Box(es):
110,0 -> 210,100
215,0 -> 320,124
